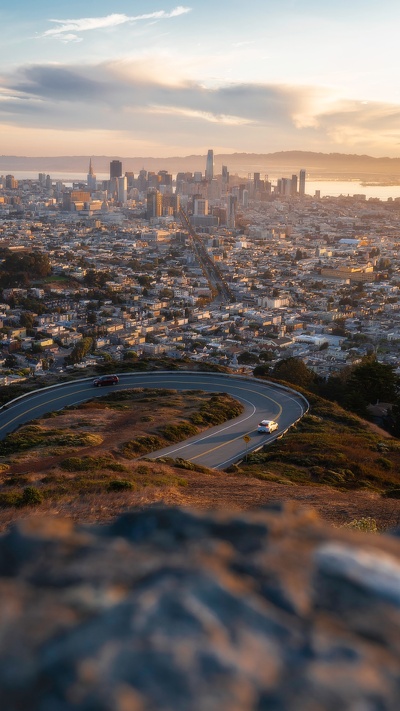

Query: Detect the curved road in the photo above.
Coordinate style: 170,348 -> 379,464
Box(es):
0,372 -> 307,470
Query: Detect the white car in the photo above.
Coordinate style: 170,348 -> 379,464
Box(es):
257,419 -> 278,434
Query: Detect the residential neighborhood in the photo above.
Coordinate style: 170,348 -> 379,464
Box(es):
0,166 -> 399,388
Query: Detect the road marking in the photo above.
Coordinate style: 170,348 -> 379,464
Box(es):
150,395 -> 257,458
0,375 -> 304,469
0,386 -> 94,432
217,432 -> 281,469
188,428 -> 260,461
144,380 -> 283,462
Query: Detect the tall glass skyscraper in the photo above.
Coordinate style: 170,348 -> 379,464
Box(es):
299,169 -> 306,197
205,149 -> 214,182
110,160 -> 122,179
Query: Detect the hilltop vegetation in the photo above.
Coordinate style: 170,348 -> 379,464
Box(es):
255,355 -> 400,434
0,384 -> 397,531
230,392 -> 400,499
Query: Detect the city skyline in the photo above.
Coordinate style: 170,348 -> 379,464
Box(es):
2,1 -> 400,157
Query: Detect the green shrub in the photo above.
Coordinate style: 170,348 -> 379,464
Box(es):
53,433 -> 103,447
60,456 -> 127,472
20,487 -> 43,506
0,491 -> 22,507
136,465 -> 151,475
384,488 -> 400,499
121,435 -> 165,458
377,457 -> 392,470
5,475 -> 31,486
190,393 -> 243,427
158,422 -> 198,443
107,479 -> 134,492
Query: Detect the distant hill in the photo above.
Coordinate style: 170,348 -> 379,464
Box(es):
2,151 -> 400,179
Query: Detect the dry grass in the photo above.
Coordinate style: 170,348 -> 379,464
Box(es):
0,387 -> 398,532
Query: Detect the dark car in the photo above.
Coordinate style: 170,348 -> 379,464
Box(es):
92,374 -> 119,387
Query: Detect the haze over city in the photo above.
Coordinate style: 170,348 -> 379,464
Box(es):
2,0 -> 400,158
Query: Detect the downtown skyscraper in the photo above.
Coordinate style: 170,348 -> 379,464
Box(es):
205,149 -> 214,182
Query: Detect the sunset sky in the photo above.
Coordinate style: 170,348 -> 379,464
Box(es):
1,1 -> 400,157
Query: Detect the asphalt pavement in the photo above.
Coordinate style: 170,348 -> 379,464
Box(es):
0,372 -> 308,469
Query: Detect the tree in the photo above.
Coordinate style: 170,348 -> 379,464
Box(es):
65,337 -> 94,365
86,310 -> 97,325
83,270 -> 111,288
320,357 -> 399,417
4,354 -> 17,368
19,312 -> 36,330
237,351 -> 259,365
0,251 -> 51,287
345,358 -> 399,414
272,357 -> 315,388
259,351 -> 274,362
253,364 -> 270,377
137,275 -> 152,288
123,350 -> 138,361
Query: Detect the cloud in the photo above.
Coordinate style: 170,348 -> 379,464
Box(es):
2,60 -> 400,155
41,7 -> 191,42
147,105 -> 252,126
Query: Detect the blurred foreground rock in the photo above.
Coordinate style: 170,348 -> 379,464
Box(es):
0,503 -> 400,710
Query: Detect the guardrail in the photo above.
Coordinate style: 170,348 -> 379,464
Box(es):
0,370 -> 309,413
0,371 -> 310,458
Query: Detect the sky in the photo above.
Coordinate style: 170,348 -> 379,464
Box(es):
1,0 -> 400,158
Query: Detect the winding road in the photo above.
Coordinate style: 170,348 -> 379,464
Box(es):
0,372 -> 308,469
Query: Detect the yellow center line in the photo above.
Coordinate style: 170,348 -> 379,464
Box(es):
188,427 -> 258,461
147,381 -> 283,461
0,378 -> 284,465
0,386 -> 93,432
146,378 -> 283,417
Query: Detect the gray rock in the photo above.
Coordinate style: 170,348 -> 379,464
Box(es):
0,504 -> 399,710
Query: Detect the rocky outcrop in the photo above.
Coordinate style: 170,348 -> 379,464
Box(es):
0,503 -> 399,710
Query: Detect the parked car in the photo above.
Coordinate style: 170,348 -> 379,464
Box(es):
257,419 -> 278,434
92,374 -> 119,387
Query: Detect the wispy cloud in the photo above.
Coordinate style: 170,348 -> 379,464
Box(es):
40,6 -> 191,42
147,105 -> 253,125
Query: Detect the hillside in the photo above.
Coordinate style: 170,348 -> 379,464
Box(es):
3,151 -> 400,179
0,386 -> 398,532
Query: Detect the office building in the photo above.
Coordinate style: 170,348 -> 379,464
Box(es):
226,194 -> 237,228
299,169 -> 306,197
110,160 -> 122,179
5,175 -> 18,189
63,190 -> 91,211
194,198 -> 208,216
205,149 -> 214,182
117,176 -> 127,204
148,172 -> 161,190
87,159 -> 97,191
137,170 -> 148,192
162,193 -> 180,217
146,190 -> 162,220
125,172 -> 135,188
158,171 -> 173,187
